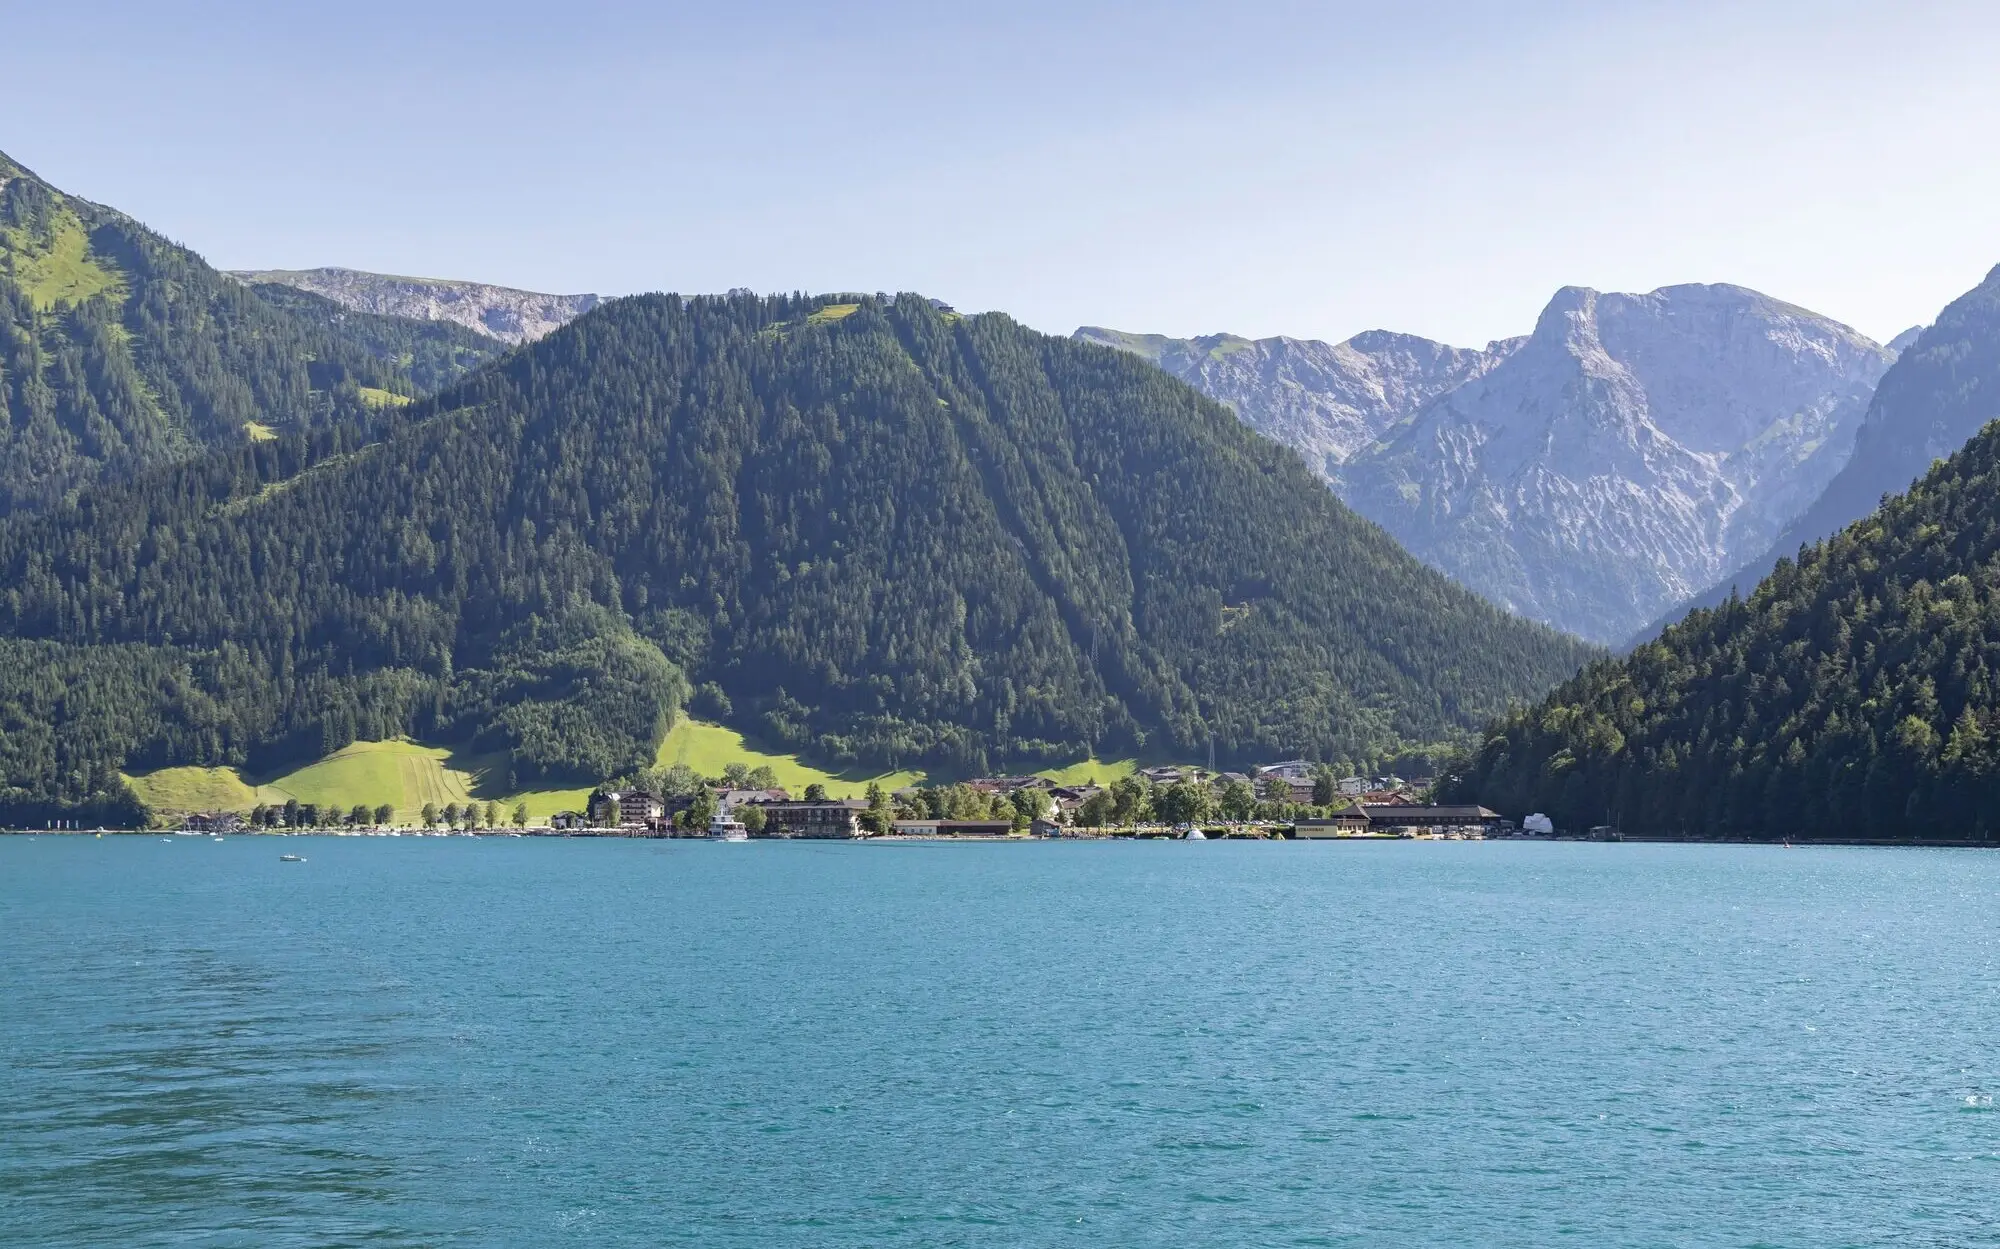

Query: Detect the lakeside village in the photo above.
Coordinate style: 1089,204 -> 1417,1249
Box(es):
162,762 -> 1519,842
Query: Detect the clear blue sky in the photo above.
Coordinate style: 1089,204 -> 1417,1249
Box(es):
8,0 -> 1998,346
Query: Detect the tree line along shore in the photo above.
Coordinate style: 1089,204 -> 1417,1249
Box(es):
72,760 -> 1518,841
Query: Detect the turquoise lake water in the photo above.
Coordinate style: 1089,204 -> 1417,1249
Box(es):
3,837 -> 1998,1247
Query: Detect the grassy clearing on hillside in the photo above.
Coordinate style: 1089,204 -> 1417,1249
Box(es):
243,421 -> 277,442
1033,757 -> 1141,786
125,728 -> 1163,824
655,718 -> 924,797
3,210 -> 123,310
273,741 -> 591,823
123,766 -> 285,814
276,740 -> 473,817
127,740 -> 590,825
355,386 -> 411,408
806,302 -> 860,324
501,786 -> 596,822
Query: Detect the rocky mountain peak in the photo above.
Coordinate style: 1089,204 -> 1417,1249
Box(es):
1647,263 -> 2000,641
1073,324 -> 1508,474
1090,282 -> 1895,645
1331,283 -> 1893,640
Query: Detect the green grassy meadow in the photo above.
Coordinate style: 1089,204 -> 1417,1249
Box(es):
652,718 -> 924,797
355,386 -> 411,408
123,721 -> 1166,824
125,739 -> 591,826
4,208 -> 124,310
1032,757 -> 1141,786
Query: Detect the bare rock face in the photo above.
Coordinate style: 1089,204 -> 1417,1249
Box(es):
1082,284 -> 1894,644
1073,326 -> 1516,475
1335,285 -> 1891,642
229,267 -> 599,345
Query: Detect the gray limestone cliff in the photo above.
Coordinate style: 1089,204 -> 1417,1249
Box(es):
230,267 -> 599,345
1072,327 -> 1516,474
1083,285 -> 1893,644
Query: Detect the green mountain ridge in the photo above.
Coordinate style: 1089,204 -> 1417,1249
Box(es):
0,149 -> 500,515
0,285 -> 1597,823
1445,268 -> 2000,840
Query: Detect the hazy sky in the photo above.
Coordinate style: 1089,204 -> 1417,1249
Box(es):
9,0 -> 1999,346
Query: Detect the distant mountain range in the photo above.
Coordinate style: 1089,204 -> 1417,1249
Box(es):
1636,274 -> 2000,641
1082,285 -> 1899,644
1448,263 -> 2000,843
1072,327 -> 1517,476
230,267 -> 600,345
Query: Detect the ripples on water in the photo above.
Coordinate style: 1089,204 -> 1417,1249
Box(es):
3,838 -> 1996,1246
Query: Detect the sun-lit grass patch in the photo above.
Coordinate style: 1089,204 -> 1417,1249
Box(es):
356,386 -> 411,408
125,729 -> 1173,825
122,765 -> 285,815
1034,757 -> 1142,787
655,717 -> 923,796
3,208 -> 124,310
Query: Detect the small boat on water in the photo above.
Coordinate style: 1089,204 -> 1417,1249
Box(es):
709,816 -> 750,842
279,853 -> 305,863
1183,826 -> 1207,840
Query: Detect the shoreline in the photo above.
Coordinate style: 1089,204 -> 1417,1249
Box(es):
10,828 -> 2000,849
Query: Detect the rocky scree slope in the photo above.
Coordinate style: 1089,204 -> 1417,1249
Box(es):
1338,285 -> 1892,644
1640,269 -> 2000,641
233,267 -> 600,345
1072,326 -> 1517,475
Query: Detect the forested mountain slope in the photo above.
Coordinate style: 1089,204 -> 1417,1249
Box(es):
0,150 -> 496,515
1445,409 -> 2000,841
243,281 -> 501,393
0,292 -> 1597,822
1637,268 -> 2000,643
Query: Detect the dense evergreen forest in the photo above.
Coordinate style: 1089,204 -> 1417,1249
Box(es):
0,149 -> 494,516
1447,400 -> 2000,841
242,281 -> 501,394
0,289 -> 1596,822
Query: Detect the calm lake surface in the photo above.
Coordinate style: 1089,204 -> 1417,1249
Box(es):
3,837 -> 1997,1247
